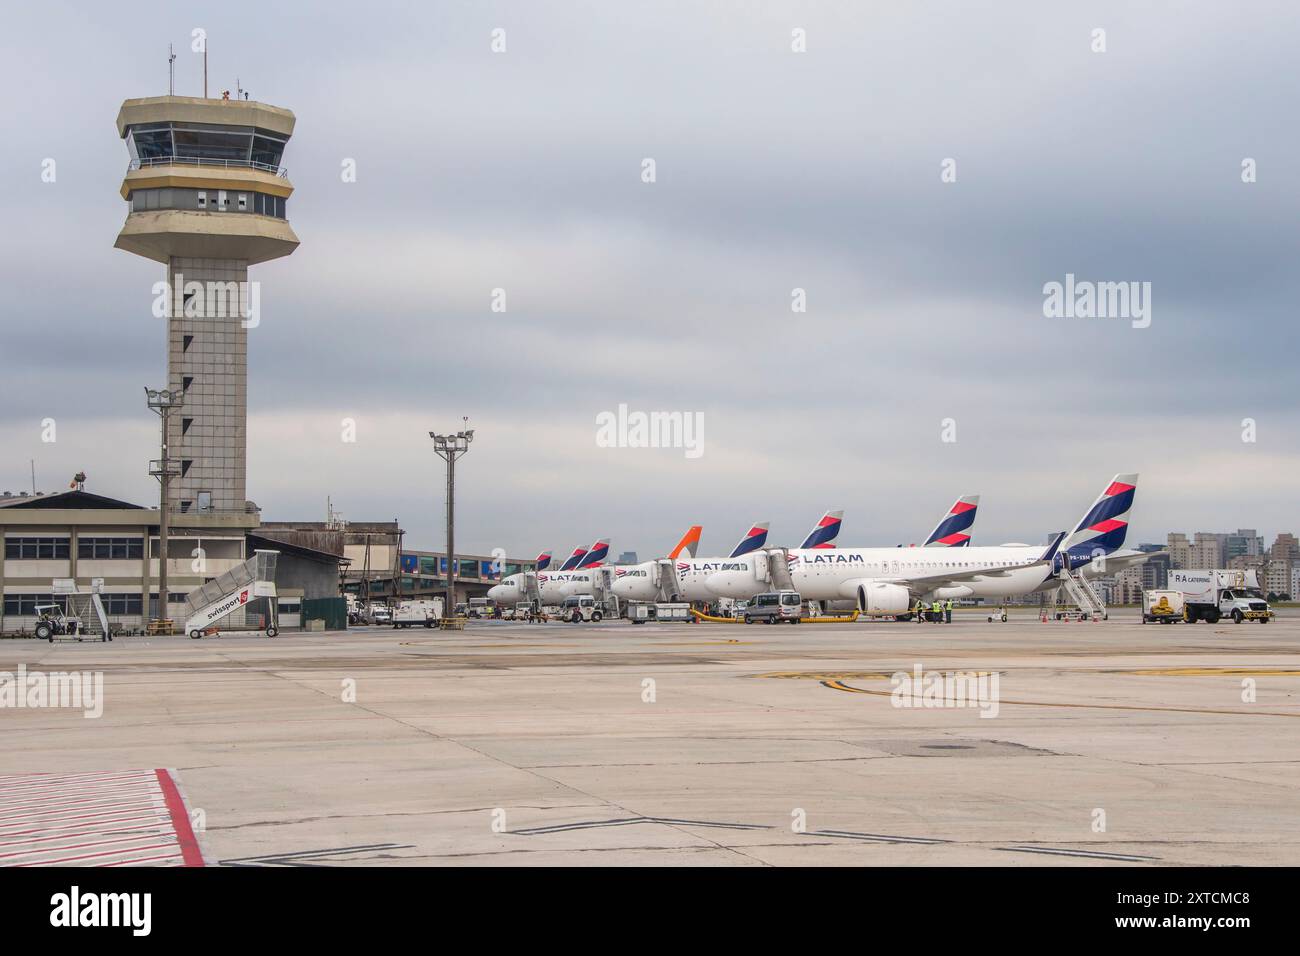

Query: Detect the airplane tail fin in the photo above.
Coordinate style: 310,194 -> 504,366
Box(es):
1060,473 -> 1138,563
924,495 -> 979,547
534,550 -> 553,572
729,522 -> 770,558
579,538 -> 611,568
799,510 -> 843,549
558,545 -> 589,571
668,525 -> 703,560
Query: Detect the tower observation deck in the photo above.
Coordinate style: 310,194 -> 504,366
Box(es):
115,95 -> 300,515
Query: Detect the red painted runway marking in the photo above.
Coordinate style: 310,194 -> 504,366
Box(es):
0,770 -> 205,867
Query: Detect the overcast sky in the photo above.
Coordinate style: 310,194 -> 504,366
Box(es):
2,1 -> 1297,558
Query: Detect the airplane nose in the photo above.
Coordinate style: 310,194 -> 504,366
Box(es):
487,584 -> 508,601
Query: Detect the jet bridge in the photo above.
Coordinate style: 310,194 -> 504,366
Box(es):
181,549 -> 280,639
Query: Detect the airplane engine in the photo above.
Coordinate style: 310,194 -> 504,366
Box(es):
855,582 -> 911,614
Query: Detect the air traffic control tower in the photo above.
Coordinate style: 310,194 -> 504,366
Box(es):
115,95 -> 299,514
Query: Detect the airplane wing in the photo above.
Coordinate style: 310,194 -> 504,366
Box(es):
1086,549 -> 1160,573
881,559 -> 1051,591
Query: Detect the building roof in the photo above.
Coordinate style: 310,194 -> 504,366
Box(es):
248,532 -> 350,567
0,489 -> 145,511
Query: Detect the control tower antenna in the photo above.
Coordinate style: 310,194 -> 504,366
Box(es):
168,44 -> 176,95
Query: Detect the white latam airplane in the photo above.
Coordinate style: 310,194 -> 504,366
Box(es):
705,474 -> 1148,612
702,497 -> 983,600
611,520 -> 783,603
487,539 -> 608,605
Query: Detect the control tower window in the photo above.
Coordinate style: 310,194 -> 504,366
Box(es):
172,125 -> 254,163
128,124 -> 173,161
250,134 -> 287,169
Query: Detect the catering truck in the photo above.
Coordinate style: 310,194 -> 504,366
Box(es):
1171,569 -> 1273,624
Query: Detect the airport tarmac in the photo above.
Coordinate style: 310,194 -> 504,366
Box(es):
2,611 -> 1298,866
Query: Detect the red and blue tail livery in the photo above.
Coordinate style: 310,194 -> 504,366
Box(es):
558,545 -> 590,571
578,538 -> 611,568
728,523 -> 770,558
535,550 -> 553,572
799,510 -> 843,549
1060,473 -> 1137,563
924,495 -> 979,547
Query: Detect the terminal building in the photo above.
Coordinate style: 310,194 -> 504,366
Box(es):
258,519 -> 538,606
0,488 -> 340,634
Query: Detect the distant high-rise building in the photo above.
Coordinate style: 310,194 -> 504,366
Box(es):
1269,533 -> 1300,563
1191,532 -> 1225,568
1167,532 -> 1190,569
617,551 -> 638,565
1224,529 -> 1264,561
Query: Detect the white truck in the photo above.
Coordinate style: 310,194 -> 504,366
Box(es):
392,598 -> 444,628
1171,569 -> 1273,625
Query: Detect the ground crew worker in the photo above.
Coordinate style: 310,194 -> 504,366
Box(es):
931,598 -> 942,623
914,599 -> 925,623
945,598 -> 953,624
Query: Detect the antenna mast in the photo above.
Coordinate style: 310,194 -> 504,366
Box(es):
168,44 -> 176,95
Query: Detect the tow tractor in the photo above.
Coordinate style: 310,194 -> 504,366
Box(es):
36,581 -> 113,642
34,604 -> 110,643
562,594 -> 604,623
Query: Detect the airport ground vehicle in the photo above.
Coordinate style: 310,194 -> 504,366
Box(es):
33,605 -> 104,642
1142,589 -> 1185,624
562,594 -> 603,622
392,598 -> 443,628
1172,569 -> 1272,624
453,598 -> 493,619
369,604 -> 392,625
627,601 -> 691,623
743,590 -> 802,624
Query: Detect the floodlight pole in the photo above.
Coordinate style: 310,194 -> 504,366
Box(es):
429,427 -> 474,618
146,387 -> 183,626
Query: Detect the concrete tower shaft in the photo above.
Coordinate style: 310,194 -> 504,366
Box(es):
115,95 -> 299,515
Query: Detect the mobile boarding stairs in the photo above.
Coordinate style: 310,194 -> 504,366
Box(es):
181,549 -> 280,639
1046,559 -> 1108,622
